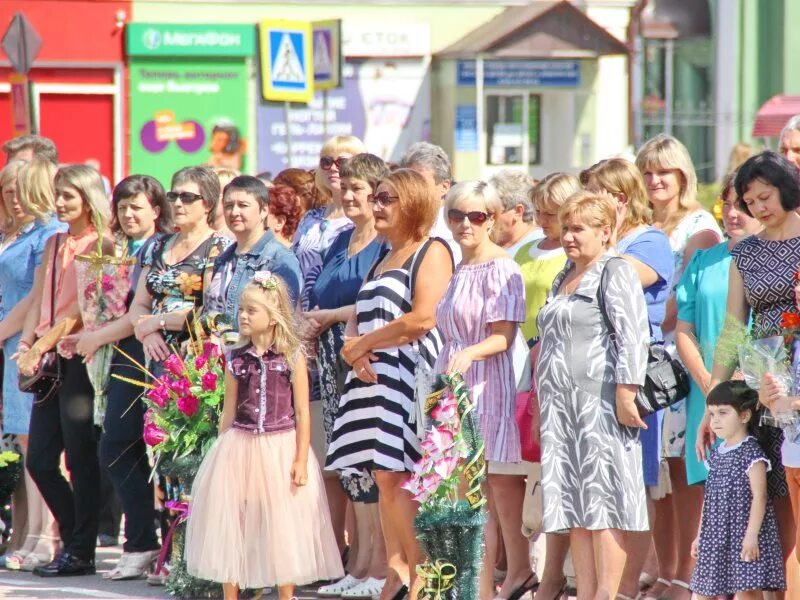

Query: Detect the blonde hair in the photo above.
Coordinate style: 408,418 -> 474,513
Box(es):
559,190 -> 617,248
445,180 -> 503,214
16,159 -> 57,222
54,164 -> 111,232
0,160 -> 26,229
531,172 -> 581,210
214,167 -> 240,193
238,277 -> 303,370
635,134 -> 700,234
582,158 -> 652,234
314,135 -> 367,202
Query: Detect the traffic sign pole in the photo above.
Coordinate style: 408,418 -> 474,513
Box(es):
284,101 -> 293,168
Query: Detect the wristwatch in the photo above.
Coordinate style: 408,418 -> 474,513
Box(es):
159,318 -> 167,335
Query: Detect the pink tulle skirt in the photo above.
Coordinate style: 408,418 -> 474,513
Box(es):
185,428 -> 344,588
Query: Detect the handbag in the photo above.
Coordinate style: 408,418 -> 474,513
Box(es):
515,387 -> 540,462
19,234 -> 63,399
597,257 -> 690,417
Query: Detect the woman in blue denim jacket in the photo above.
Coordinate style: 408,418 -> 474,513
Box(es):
204,175 -> 302,328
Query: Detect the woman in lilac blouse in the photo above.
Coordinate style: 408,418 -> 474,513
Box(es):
434,181 -> 529,600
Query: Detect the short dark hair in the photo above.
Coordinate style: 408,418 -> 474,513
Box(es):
171,166 -> 220,226
734,150 -> 800,216
338,153 -> 390,192
111,174 -> 172,235
223,175 -> 270,207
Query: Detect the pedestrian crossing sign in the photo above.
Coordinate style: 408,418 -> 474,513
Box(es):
312,19 -> 342,90
259,19 -> 313,103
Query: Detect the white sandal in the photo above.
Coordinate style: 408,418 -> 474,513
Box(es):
104,549 -> 160,580
318,574 -> 364,596
341,577 -> 386,598
642,578 -> 672,600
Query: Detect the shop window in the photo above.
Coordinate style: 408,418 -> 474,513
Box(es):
486,93 -> 541,166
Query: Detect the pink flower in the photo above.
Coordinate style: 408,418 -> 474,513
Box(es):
428,425 -> 455,453
144,408 -> 155,424
194,354 -> 208,370
143,422 -> 168,446
433,454 -> 459,480
163,354 -> 184,377
177,394 -> 199,417
101,274 -> 115,293
170,378 -> 191,396
201,371 -> 218,392
202,341 -> 220,360
146,384 -> 171,408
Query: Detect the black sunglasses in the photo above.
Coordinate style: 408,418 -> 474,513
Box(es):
319,156 -> 347,171
166,191 -> 204,204
447,209 -> 490,225
367,191 -> 400,207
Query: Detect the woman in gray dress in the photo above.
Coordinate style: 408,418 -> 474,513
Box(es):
535,191 -> 650,600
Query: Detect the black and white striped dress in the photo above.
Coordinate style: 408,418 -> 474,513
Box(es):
326,241 -> 443,473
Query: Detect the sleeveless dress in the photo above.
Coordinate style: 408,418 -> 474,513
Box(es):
326,239 -> 446,473
690,437 -> 785,596
731,235 -> 800,498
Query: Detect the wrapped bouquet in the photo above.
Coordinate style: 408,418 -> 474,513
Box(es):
403,373 -> 487,600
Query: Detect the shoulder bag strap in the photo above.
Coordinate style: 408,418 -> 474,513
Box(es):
409,237 -> 454,301
598,256 -> 654,339
49,234 -> 61,328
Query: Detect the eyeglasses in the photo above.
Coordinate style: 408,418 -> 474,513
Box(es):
367,191 -> 400,208
319,156 -> 347,171
447,209 -> 490,225
166,191 -> 204,204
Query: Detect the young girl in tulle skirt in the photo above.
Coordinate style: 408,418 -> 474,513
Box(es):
185,273 -> 343,600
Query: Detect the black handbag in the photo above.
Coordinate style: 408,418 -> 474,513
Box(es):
18,234 -> 62,400
597,257 -> 690,417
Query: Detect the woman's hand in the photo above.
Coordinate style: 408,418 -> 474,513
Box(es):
291,459 -> 308,486
447,348 -> 475,376
616,396 -> 647,429
690,536 -> 700,559
303,309 -> 338,337
740,532 -> 760,563
341,336 -> 366,366
352,353 -> 379,384
142,332 -> 170,363
695,411 -> 715,461
17,347 -> 41,377
61,331 -> 102,362
134,315 -> 159,341
759,372 -> 785,409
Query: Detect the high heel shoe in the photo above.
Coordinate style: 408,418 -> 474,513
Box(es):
497,573 -> 539,600
536,578 -> 569,600
389,584 -> 408,600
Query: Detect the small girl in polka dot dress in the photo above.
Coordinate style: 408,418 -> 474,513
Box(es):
690,381 -> 785,599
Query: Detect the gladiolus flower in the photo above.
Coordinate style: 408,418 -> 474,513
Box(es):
177,394 -> 199,417
428,425 -> 455,453
163,355 -> 184,377
431,395 -> 458,423
433,455 -> 459,479
201,371 -> 218,392
147,384 -> 170,408
143,422 -> 168,446
782,311 -> 800,330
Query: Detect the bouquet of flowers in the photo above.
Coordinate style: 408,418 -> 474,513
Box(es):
0,449 -> 22,510
75,238 -> 136,426
403,373 -> 487,600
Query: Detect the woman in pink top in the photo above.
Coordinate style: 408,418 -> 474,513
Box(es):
434,181 -> 528,600
15,165 -> 111,577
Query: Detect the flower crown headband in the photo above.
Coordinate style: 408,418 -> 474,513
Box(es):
252,271 -> 280,291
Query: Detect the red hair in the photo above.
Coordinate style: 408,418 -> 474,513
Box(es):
268,184 -> 303,239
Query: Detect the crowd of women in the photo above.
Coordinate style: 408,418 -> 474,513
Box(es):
0,117 -> 798,600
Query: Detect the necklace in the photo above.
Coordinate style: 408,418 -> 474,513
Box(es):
374,241 -> 421,276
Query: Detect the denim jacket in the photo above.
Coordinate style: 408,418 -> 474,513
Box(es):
205,230 -> 302,328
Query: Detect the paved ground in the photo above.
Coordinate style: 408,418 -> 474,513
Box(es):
0,547 -> 329,599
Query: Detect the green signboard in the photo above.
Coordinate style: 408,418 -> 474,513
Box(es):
129,59 -> 249,186
127,23 -> 255,57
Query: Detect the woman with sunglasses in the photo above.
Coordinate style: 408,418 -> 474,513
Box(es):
433,181 -> 529,600
128,166 -> 230,369
327,169 -> 454,600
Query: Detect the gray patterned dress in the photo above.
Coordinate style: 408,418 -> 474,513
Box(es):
536,254 -> 650,532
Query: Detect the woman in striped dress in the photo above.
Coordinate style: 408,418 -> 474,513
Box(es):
327,169 -> 454,600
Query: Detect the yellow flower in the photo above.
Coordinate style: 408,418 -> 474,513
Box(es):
177,272 -> 202,297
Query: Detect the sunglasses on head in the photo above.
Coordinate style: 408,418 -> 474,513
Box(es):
166,191 -> 204,204
367,191 -> 400,208
319,156 -> 347,171
447,209 -> 490,225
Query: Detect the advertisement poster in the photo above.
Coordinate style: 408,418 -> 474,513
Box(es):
257,59 -> 430,176
129,59 -> 249,186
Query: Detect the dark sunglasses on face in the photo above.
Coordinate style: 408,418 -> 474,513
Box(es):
367,191 -> 400,207
166,191 -> 204,204
319,156 -> 347,171
448,209 -> 490,225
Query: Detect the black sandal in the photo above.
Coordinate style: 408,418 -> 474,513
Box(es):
506,573 -> 540,600
389,584 -> 409,600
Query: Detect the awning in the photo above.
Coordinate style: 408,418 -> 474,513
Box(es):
436,0 -> 629,60
752,95 -> 800,138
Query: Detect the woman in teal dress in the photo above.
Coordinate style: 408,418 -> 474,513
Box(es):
675,173 -> 762,485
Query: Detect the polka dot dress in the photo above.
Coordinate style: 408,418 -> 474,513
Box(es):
690,436 -> 785,596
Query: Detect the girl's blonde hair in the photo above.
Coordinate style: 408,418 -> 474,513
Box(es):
531,172 -> 581,210
238,275 -> 303,370
559,190 -> 617,248
15,159 -> 57,223
445,180 -> 503,214
581,158 -> 652,234
635,134 -> 700,234
315,135 -> 367,202
0,160 -> 26,230
54,164 -> 111,232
